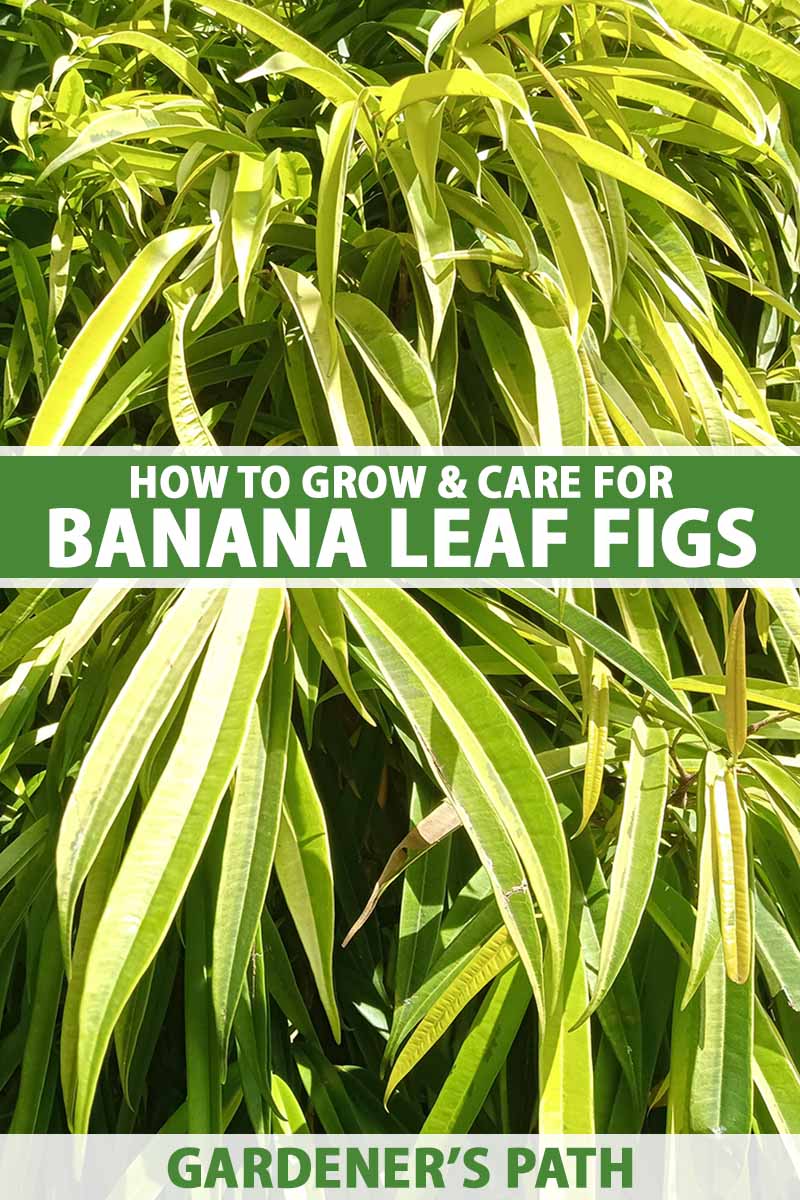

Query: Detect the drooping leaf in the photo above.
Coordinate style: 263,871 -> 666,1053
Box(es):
28,227 -> 207,446
274,729 -> 340,1042
342,587 -> 570,1016
580,716 -> 669,1021
73,589 -> 285,1131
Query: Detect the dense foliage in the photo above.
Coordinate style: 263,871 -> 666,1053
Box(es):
1,0 -> 800,1136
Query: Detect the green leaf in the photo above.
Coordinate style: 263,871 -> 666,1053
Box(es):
387,145 -> 456,355
379,69 -> 529,120
669,0 -> 800,90
274,729 -> 340,1042
682,757 -> 721,1008
273,265 -> 372,447
423,961 -> 530,1133
755,887 -> 800,1012
56,588 -> 225,963
499,274 -> 588,446
0,818 -> 48,892
710,767 -> 752,986
290,588 -> 373,722
384,925 -> 517,1102
674,675 -> 800,714
336,292 -> 442,446
9,908 -> 63,1132
506,123 -> 593,340
342,587 -> 570,1016
184,850 -> 221,1134
425,588 -> 577,715
689,944 -> 753,1133
473,303 -> 538,444
38,108 -> 220,181
212,630 -> 293,1051
201,0 -> 361,102
28,226 -> 207,446
536,123 -> 741,255
613,588 -> 671,683
165,284 -> 216,447
580,716 -> 669,1021
317,101 -> 359,314
577,664 -> 610,834
232,150 -> 280,316
0,591 -> 83,677
754,998 -> 800,1133
572,831 -> 643,1112
8,241 -> 58,396
48,586 -> 130,702
539,913 -> 594,1133
72,588 -> 284,1131
725,594 -> 749,759
88,32 -> 220,108
509,588 -> 697,726
385,892 -> 502,1064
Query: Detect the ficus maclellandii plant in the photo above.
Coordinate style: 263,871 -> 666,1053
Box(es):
1,0 -> 800,1137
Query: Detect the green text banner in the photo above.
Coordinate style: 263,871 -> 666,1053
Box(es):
1,449 -> 797,583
